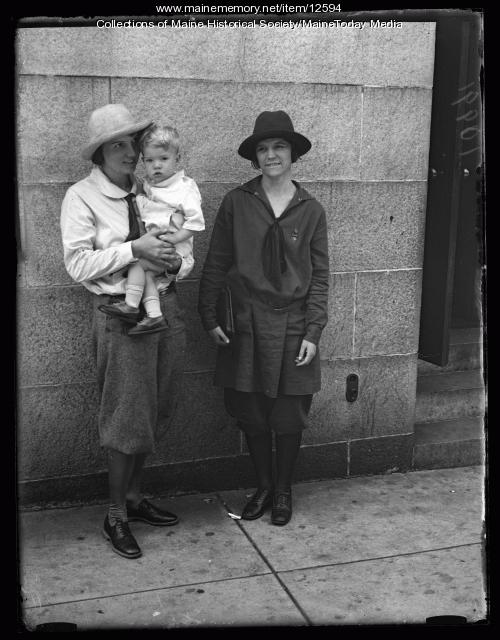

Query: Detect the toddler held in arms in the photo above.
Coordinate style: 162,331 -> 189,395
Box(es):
99,124 -> 205,335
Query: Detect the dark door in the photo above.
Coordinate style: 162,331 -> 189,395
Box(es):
418,13 -> 483,365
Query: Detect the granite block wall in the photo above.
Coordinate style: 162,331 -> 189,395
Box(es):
16,21 -> 435,504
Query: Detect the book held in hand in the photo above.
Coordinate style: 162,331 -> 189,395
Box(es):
216,285 -> 235,338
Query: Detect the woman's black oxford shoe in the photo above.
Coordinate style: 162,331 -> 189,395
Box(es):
241,488 -> 273,520
102,515 -> 142,559
127,499 -> 179,526
271,491 -> 292,526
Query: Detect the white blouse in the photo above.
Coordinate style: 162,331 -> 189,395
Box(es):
60,166 -> 194,296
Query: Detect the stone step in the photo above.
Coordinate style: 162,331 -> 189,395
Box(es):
418,327 -> 484,375
416,370 -> 486,424
413,416 -> 485,470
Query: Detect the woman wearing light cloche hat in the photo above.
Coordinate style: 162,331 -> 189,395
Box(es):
61,104 -> 192,559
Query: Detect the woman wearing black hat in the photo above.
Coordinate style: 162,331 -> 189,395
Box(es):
198,111 -> 329,525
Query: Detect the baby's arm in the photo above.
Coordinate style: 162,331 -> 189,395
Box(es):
161,227 -> 194,245
160,211 -> 194,245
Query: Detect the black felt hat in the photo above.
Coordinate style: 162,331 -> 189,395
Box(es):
238,110 -> 312,160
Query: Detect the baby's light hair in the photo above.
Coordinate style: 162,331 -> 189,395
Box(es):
139,124 -> 181,157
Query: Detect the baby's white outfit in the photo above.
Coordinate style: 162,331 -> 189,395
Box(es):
136,170 -> 205,260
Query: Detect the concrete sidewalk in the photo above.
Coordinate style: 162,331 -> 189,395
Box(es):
19,466 -> 487,629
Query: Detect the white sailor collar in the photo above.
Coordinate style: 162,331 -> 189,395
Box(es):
89,165 -> 142,199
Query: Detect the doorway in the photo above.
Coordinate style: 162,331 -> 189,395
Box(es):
413,11 -> 484,468
418,12 -> 483,366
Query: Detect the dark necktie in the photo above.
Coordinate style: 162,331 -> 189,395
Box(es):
124,193 -> 145,241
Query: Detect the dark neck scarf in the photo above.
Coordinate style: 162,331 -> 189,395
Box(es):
260,182 -> 299,290
263,218 -> 287,290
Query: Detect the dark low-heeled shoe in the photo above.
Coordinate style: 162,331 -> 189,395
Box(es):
98,302 -> 140,323
127,499 -> 179,526
128,316 -> 168,336
102,515 -> 142,559
271,491 -> 292,526
241,488 -> 273,520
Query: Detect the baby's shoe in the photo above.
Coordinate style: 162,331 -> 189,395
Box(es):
98,301 -> 140,323
128,316 -> 168,336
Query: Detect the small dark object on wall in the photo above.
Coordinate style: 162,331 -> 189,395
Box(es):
346,374 -> 358,402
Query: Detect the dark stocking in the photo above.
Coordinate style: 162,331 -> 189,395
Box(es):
126,453 -> 147,507
107,448 -> 135,523
245,431 -> 273,490
275,432 -> 302,493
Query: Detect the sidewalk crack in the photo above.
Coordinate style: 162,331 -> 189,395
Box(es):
214,492 -> 313,626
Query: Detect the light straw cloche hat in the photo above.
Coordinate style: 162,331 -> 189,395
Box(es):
81,104 -> 152,161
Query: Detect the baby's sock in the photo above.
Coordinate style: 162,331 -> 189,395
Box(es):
143,296 -> 162,318
125,284 -> 143,309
